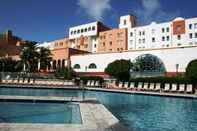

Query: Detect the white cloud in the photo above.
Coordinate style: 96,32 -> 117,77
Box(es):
135,0 -> 180,24
77,0 -> 111,20
141,0 -> 160,15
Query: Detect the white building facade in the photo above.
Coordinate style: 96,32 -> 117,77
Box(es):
71,46 -> 197,76
70,15 -> 197,77
69,21 -> 109,53
127,17 -> 197,50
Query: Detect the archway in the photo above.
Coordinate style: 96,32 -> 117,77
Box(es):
131,54 -> 166,77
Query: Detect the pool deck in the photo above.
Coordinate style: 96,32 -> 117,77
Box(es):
0,96 -> 128,131
0,84 -> 197,99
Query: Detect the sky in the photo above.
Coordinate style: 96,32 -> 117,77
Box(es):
0,0 -> 197,42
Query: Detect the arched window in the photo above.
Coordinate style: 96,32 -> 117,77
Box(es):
73,64 -> 80,69
133,54 -> 165,72
88,63 -> 97,69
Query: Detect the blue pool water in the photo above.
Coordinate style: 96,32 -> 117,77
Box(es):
0,102 -> 81,124
0,87 -> 197,131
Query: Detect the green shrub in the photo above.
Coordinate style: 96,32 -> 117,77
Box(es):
186,59 -> 197,82
55,67 -> 75,80
105,59 -> 132,81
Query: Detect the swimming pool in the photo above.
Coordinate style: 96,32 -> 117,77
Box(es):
0,101 -> 82,124
0,87 -> 197,131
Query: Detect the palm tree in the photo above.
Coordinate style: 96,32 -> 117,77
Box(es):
37,47 -> 52,71
20,41 -> 38,72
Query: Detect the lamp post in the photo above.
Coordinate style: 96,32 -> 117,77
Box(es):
2,62 -> 5,72
2,62 -> 5,79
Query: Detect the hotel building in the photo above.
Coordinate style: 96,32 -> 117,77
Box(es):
39,14 -> 197,76
0,30 -> 26,60
127,17 -> 197,50
69,21 -> 110,53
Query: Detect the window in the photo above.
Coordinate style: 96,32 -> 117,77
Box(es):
142,39 -> 145,43
92,26 -> 95,30
130,32 -> 133,37
130,40 -> 133,45
73,64 -> 80,69
152,37 -> 155,42
139,31 -> 141,36
189,33 -> 193,39
88,27 -> 91,31
124,20 -> 127,25
94,44 -> 96,48
117,32 -> 123,38
117,48 -> 119,51
77,30 -> 80,33
162,28 -> 165,33
139,39 -> 141,44
194,23 -> 197,29
103,42 -> 105,46
55,42 -> 58,46
81,29 -> 84,33
60,42 -> 63,46
177,35 -> 181,40
195,33 -> 197,38
189,24 -> 192,29
152,29 -> 155,34
84,28 -> 87,32
74,31 -> 76,34
109,41 -> 112,46
166,27 -> 169,32
166,36 -> 170,41
71,31 -> 73,35
177,43 -> 182,46
142,31 -> 145,35
162,36 -> 165,41
84,44 -> 88,48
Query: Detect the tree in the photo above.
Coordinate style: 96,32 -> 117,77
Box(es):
20,41 -> 39,72
105,59 -> 133,81
20,41 -> 52,72
55,67 -> 76,80
186,59 -> 197,81
37,47 -> 52,71
0,57 -> 22,72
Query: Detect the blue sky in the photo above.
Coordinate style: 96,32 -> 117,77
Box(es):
0,0 -> 197,42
